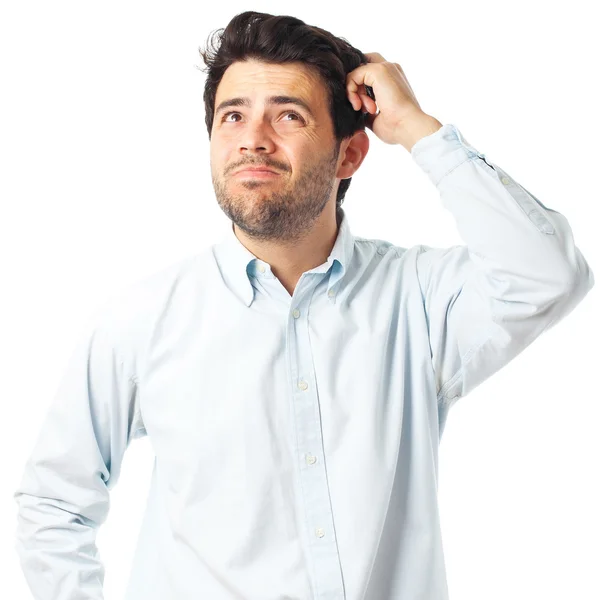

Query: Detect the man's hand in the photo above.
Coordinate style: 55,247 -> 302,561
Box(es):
346,52 -> 442,151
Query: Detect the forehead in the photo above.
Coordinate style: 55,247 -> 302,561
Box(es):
215,59 -> 327,108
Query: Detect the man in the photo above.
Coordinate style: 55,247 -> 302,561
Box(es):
13,11 -> 594,600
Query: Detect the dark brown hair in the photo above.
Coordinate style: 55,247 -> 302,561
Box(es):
197,11 -> 370,219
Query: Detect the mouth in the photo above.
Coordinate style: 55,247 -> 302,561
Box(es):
234,169 -> 280,178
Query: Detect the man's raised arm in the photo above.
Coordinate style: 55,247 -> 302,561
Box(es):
410,124 -> 594,415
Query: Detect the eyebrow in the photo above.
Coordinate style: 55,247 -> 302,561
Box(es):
215,95 -> 315,119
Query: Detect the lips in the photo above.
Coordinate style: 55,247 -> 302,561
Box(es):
234,167 -> 278,175
234,170 -> 280,180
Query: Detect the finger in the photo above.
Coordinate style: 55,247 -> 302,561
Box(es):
346,71 -> 364,94
364,111 -> 377,131
348,90 -> 361,111
358,93 -> 377,113
347,79 -> 368,110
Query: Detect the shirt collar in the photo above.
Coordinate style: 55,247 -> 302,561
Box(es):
212,208 -> 355,307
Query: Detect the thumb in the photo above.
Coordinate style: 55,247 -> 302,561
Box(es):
364,108 -> 379,131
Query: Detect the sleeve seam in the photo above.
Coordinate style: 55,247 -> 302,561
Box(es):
433,155 -> 473,187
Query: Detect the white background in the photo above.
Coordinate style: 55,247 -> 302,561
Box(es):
1,1 -> 598,598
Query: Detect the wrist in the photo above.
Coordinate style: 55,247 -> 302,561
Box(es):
397,113 -> 443,152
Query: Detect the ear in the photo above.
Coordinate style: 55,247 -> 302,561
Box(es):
337,130 -> 370,179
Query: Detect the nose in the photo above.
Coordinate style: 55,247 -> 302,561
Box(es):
237,118 -> 277,154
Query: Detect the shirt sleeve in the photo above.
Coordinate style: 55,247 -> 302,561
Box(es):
13,297 -> 147,600
411,123 -> 595,408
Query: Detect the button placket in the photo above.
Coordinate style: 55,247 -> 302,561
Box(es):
286,283 -> 345,596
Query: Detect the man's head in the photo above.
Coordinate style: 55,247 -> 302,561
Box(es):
198,11 -> 370,243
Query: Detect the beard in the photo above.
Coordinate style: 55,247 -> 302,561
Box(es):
212,141 -> 341,244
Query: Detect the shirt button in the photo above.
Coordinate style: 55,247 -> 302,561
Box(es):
298,380 -> 308,391
292,309 -> 300,318
315,528 -> 325,538
501,176 -> 511,185
306,454 -> 317,465
258,264 -> 266,273
328,289 -> 335,297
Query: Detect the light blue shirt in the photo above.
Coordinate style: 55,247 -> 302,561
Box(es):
13,123 -> 594,599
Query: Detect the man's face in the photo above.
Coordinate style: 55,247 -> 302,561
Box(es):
209,59 -> 343,243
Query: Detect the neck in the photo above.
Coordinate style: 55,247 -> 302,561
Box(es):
232,204 -> 341,297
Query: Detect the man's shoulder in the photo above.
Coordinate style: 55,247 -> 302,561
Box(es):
353,233 -> 424,262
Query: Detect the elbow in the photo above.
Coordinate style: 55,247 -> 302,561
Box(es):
563,260 -> 595,297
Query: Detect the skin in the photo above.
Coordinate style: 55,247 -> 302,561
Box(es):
209,59 -> 370,297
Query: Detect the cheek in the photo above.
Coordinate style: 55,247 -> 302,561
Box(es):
210,147 -> 229,174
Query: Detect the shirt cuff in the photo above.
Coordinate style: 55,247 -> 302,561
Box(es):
411,123 -> 488,187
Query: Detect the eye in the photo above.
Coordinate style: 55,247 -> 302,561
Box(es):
221,110 -> 305,123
